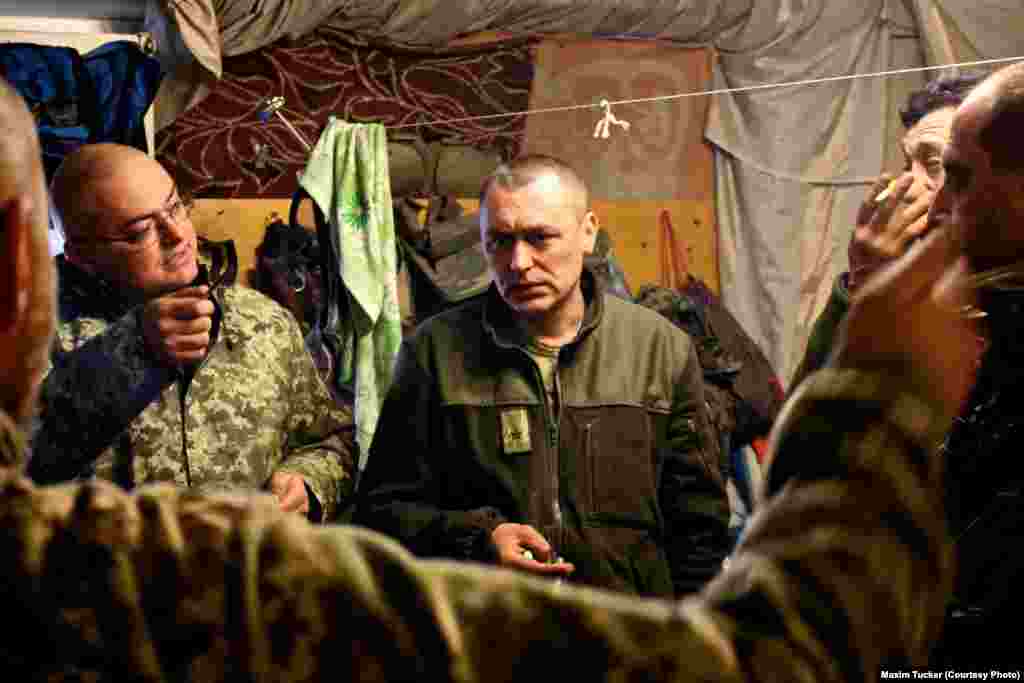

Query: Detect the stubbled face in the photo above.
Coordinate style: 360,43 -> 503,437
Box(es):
480,173 -> 596,323
902,106 -> 956,213
930,93 -> 1024,273
73,156 -> 198,298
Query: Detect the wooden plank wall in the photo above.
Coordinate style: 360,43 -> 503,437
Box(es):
192,198 -> 718,294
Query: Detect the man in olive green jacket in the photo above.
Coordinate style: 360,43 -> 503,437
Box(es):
356,155 -> 730,597
1,76 -> 973,681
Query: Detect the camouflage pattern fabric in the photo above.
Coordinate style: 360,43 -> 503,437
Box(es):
0,410 -> 25,468
29,244 -> 356,521
0,359 -> 952,681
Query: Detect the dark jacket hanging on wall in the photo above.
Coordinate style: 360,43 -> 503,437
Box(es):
0,41 -> 161,180
635,281 -> 784,451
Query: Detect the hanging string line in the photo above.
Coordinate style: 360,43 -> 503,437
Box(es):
384,55 -> 1024,130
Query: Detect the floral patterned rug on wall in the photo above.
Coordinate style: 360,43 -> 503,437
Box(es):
156,29 -> 535,198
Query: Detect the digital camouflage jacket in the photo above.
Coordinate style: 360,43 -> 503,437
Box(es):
0,359 -> 953,681
28,244 -> 356,520
357,270 -> 731,597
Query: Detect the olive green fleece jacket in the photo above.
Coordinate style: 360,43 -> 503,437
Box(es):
790,272 -> 851,391
355,270 -> 734,597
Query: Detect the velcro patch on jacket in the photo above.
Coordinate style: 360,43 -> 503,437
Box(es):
500,408 -> 531,455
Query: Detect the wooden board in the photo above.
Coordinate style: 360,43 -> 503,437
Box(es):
593,199 -> 718,294
191,199 -> 314,287
191,198 -> 718,294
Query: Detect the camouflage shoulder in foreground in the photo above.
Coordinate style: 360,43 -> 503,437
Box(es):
0,410 -> 25,469
3,360 -> 952,681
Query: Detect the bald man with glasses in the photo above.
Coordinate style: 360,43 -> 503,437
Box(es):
27,144 -> 357,522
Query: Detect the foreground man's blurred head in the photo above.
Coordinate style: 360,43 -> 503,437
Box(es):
931,62 -> 1024,273
0,77 -> 56,427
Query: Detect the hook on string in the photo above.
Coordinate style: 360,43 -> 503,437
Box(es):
593,99 -> 631,139
382,55 -> 1023,133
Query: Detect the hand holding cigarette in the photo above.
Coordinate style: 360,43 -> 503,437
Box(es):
874,177 -> 900,203
848,172 -> 934,292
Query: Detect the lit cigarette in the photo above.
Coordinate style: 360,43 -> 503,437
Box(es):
875,179 -> 899,203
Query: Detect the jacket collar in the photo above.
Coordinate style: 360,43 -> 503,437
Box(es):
482,266 -> 605,350
57,238 -> 238,323
980,287 -> 1024,357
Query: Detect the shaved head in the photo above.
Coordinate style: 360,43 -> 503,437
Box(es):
480,155 -> 591,221
51,142 -> 199,298
51,143 -> 154,240
478,154 -> 599,341
0,77 -> 55,426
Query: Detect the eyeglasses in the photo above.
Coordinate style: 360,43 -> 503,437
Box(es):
82,191 -> 194,250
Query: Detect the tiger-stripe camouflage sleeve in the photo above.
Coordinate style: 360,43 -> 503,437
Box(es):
703,366 -> 953,680
0,363 -> 953,682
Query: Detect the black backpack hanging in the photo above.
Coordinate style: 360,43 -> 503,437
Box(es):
288,188 -> 355,405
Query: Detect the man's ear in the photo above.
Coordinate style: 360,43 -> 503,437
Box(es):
0,195 -> 33,336
580,210 -> 599,255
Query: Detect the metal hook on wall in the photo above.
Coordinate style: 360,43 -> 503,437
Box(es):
258,96 -> 313,152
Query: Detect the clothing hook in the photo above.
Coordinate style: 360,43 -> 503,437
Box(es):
593,99 -> 631,139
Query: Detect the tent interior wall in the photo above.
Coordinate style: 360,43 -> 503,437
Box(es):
0,0 -> 719,300
4,0 -> 1024,385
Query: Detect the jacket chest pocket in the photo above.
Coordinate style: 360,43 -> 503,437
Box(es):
567,406 -> 656,520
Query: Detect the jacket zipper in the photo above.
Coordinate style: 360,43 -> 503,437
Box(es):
550,355 -> 564,558
177,283 -> 225,487
517,347 -> 563,558
583,420 -> 594,512
177,372 -> 192,486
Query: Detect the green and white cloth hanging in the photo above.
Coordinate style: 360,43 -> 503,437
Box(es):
300,118 -> 402,466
